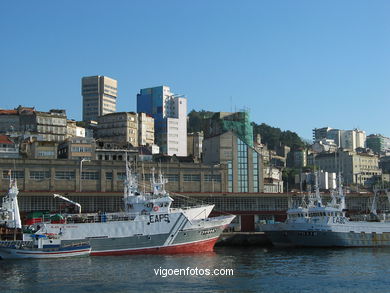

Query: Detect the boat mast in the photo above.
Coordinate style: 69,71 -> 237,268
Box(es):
8,170 -> 22,229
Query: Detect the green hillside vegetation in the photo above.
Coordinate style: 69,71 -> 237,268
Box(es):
252,122 -> 305,150
188,109 -> 305,150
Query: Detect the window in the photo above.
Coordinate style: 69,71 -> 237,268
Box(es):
2,170 -> 24,179
37,151 -> 55,157
55,171 -> 75,180
117,172 -> 126,180
106,172 -> 113,180
81,171 -> 99,180
204,174 -> 221,182
30,171 -> 50,180
183,174 -> 200,182
237,138 -> 248,192
228,161 -> 233,192
253,151 -> 259,192
165,174 -> 179,182
71,146 -> 92,153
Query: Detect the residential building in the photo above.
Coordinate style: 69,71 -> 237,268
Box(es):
22,109 -> 67,142
263,166 -> 283,193
137,85 -> 187,156
0,108 -> 25,133
313,127 -> 332,141
66,120 -> 85,139
0,107 -> 67,142
380,156 -> 390,174
137,112 -> 155,146
315,150 -> 381,186
21,140 -> 58,159
291,148 -> 307,168
57,137 -> 95,160
0,135 -> 20,158
96,112 -> 138,146
82,75 -> 117,122
95,141 -> 137,162
203,131 -> 263,193
366,134 -> 390,154
312,127 -> 366,150
187,132 -> 203,159
312,139 -> 338,153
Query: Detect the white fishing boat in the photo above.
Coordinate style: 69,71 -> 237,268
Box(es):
0,235 -> 91,259
25,163 -> 235,256
0,175 -> 91,259
261,174 -> 390,247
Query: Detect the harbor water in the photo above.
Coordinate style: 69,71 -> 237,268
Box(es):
2,246 -> 390,293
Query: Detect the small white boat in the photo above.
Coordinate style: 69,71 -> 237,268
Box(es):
0,234 -> 91,259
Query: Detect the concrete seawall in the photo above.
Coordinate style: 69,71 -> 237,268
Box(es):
216,232 -> 272,246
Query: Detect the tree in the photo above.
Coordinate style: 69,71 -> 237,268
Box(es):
252,122 -> 304,150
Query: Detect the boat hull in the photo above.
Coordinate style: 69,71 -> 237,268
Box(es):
0,245 -> 91,259
64,221 -> 230,256
264,229 -> 390,247
284,230 -> 390,247
91,236 -> 219,256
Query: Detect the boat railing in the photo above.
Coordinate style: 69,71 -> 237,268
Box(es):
0,240 -> 33,248
63,241 -> 90,248
64,213 -> 138,224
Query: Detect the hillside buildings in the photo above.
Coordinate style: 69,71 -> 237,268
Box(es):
82,76 -> 118,122
0,106 -> 67,142
313,127 -> 366,151
315,150 -> 381,186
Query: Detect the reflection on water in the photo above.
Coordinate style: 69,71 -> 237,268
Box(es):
2,247 -> 390,293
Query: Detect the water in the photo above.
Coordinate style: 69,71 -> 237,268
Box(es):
2,246 -> 390,293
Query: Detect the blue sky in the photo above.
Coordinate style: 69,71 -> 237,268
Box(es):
1,1 -> 389,140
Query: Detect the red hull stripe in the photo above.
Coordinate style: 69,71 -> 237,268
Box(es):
16,249 -> 91,255
91,237 -> 219,256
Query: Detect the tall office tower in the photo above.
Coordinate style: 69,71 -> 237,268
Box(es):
137,85 -> 187,156
82,76 -> 118,122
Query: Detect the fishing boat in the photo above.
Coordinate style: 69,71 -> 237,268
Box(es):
0,235 -> 91,259
261,174 -> 390,247
0,175 -> 91,259
24,163 -> 235,256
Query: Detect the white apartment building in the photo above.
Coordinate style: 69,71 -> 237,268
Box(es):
313,127 -> 366,151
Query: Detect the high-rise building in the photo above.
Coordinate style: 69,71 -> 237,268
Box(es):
137,85 -> 187,156
82,76 -> 117,122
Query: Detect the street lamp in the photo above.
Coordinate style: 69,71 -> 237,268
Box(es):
80,158 -> 91,192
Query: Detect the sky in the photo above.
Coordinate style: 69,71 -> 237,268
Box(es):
1,0 -> 389,141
